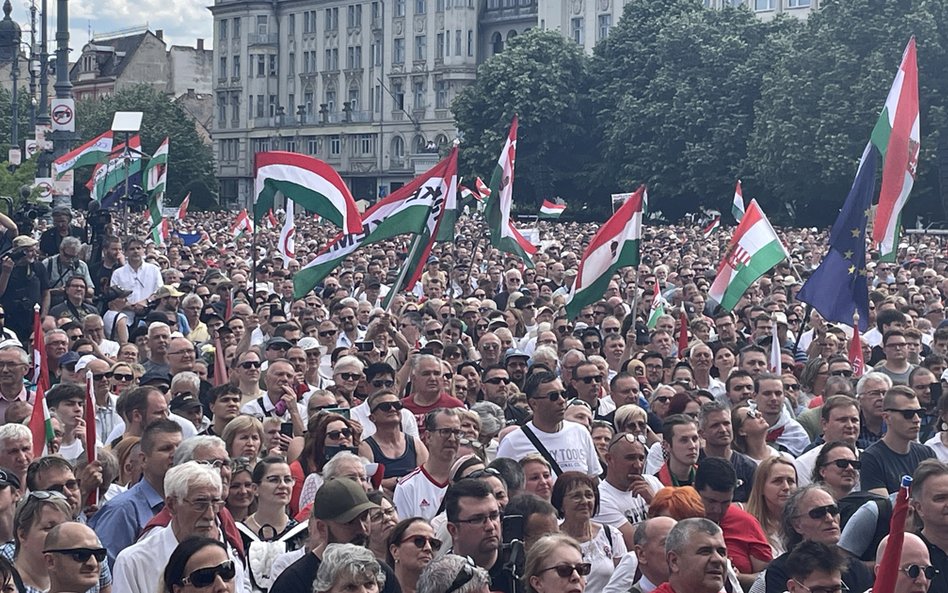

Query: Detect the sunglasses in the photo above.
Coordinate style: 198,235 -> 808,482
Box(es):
372,401 -> 403,413
47,479 -> 79,493
901,565 -> 938,579
110,372 -> 134,382
531,390 -> 567,401
339,372 -> 361,381
484,377 -> 511,385
319,330 -> 338,337
371,379 -> 395,388
802,503 -> 839,520
400,535 -> 443,551
92,373 -> 110,381
885,408 -> 924,420
44,547 -> 107,563
744,408 -> 762,419
822,459 -> 861,470
180,561 -> 237,588
830,370 -> 854,377
576,375 -> 602,384
326,428 -> 353,440
539,563 -> 593,578
652,395 -> 672,405
239,361 -> 262,369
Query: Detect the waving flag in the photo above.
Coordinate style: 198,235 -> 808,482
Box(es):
145,137 -> 169,194
871,38 -> 920,261
647,282 -> 665,329
539,200 -> 566,219
849,316 -> 865,377
177,193 -> 190,221
88,136 -> 142,202
213,337 -> 229,386
231,209 -> 252,239
27,306 -> 53,457
254,151 -> 362,234
265,209 -> 279,229
732,180 -> 745,222
279,199 -> 296,267
873,476 -> 912,593
702,214 -> 721,238
84,370 -> 98,506
53,131 -> 113,178
486,116 -> 537,267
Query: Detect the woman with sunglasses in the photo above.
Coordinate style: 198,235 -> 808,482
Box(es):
811,441 -> 859,502
751,484 -> 872,593
732,406 -> 786,464
746,457 -> 798,557
296,413 -> 362,510
237,456 -> 306,592
226,459 -> 255,522
523,533 -> 587,593
359,391 -> 428,493
5,491 -> 73,593
107,361 -> 137,395
163,536 -> 236,593
387,518 -> 440,593
232,351 -> 264,404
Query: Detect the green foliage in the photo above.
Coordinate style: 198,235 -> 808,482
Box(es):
75,84 -> 217,208
452,29 -> 595,209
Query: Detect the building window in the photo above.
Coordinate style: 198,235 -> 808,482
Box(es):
288,52 -> 295,75
348,86 -> 360,111
307,138 -> 319,154
251,138 -> 270,153
467,30 -> 473,56
597,14 -> 611,41
346,46 -> 362,69
413,80 -> 425,109
230,94 -> 240,124
787,0 -> 810,6
304,91 -> 314,113
326,7 -> 338,30
393,81 -> 404,110
217,94 -> 226,123
395,0 -> 405,17
219,56 -> 227,79
288,93 -> 295,115
372,1 -> 382,20
436,32 -> 444,58
219,19 -> 228,41
347,5 -> 362,27
304,11 -> 316,33
415,35 -> 426,61
268,94 -> 278,116
570,17 -> 583,44
326,48 -> 339,70
330,135 -> 341,155
232,55 -> 240,78
358,134 -> 374,154
256,15 -> 268,35
256,95 -> 264,118
435,80 -> 447,109
392,136 -> 405,158
257,55 -> 266,77
754,0 -> 774,9
372,41 -> 382,65
437,0 -> 445,10
373,84 -> 381,112
288,14 -> 296,36
269,55 -> 278,76
394,38 -> 405,63
491,32 -> 503,54
233,17 -> 241,38
416,0 -> 426,13
326,88 -> 336,112
455,30 -> 461,56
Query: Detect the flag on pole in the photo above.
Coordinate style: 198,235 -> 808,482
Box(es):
871,38 -> 920,262
145,137 -> 169,195
435,147 -> 460,242
279,199 -> 296,267
565,186 -> 644,319
177,193 -> 190,221
151,218 -> 170,246
486,116 -> 537,267
642,187 -> 649,215
678,309 -> 689,355
231,209 -> 252,239
266,209 -> 279,229
702,214 -> 721,238
796,143 -> 876,332
87,136 -> 142,202
646,282 -> 665,329
770,316 -> 782,373
53,131 -> 113,179
849,313 -> 865,377
213,337 -> 229,387
539,200 -> 566,219
873,476 -> 912,593
709,199 -> 788,311
84,369 -> 98,506
254,151 -> 362,234
732,180 -> 745,222
27,306 -> 53,457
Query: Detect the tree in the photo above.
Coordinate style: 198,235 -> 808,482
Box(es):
589,0 -> 795,219
75,84 -> 217,208
747,0 -> 948,224
452,29 -> 595,210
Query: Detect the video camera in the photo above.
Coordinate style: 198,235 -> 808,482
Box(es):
13,201 -> 51,237
499,514 -> 525,593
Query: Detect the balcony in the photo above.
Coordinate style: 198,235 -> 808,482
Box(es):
249,32 -> 279,46
411,153 -> 439,173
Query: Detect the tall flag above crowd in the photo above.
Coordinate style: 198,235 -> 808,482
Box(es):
732,180 -> 745,222
565,186 -> 643,318
52,131 -> 113,178
871,37 -> 920,262
486,116 -> 537,268
279,199 -> 296,267
28,306 -> 53,456
539,199 -> 566,219
88,135 -> 142,203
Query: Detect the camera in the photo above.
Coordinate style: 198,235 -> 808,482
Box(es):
499,514 -> 525,593
12,202 -> 51,237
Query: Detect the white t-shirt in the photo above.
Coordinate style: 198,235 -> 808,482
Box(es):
496,421 -> 603,477
393,466 -> 448,520
925,433 -> 948,463
596,476 -> 663,528
580,524 -> 627,592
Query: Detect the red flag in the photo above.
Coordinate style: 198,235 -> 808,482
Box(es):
213,337 -> 229,387
27,306 -> 52,456
224,294 -> 233,321
84,370 -> 98,506
678,309 -> 689,356
849,321 -> 865,377
266,209 -> 279,229
177,193 -> 190,221
31,306 -> 48,391
874,476 -> 912,593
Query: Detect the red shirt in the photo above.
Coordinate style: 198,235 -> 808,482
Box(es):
400,392 -> 465,436
720,504 -> 772,573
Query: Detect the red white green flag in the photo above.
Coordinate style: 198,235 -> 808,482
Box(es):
871,37 -> 920,262
486,116 -> 537,267
646,281 -> 665,329
53,131 -> 113,179
27,306 -> 53,456
539,199 -> 566,218
709,199 -> 788,310
231,209 -> 253,238
732,180 -> 745,222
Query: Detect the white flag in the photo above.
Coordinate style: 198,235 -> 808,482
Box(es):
279,200 -> 296,267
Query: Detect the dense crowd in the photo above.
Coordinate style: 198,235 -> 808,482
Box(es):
0,203 -> 940,593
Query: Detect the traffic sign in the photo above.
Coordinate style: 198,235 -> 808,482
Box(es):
51,99 -> 75,132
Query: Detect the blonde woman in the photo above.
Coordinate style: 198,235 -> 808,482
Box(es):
745,456 -> 798,557
221,415 -> 266,466
523,534 -> 588,593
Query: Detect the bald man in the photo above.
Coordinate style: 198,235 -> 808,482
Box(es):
44,522 -> 107,593
875,533 -> 933,593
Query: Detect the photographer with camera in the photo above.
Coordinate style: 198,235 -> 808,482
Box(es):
0,235 -> 49,341
39,206 -> 86,258
44,236 -> 95,308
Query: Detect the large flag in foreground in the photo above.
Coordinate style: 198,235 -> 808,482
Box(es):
486,116 -> 537,267
254,151 -> 362,235
53,131 -> 113,178
565,186 -> 643,319
871,38 -> 920,262
88,136 -> 142,202
145,137 -> 169,194
796,143 -> 876,331
873,476 -> 912,593
709,199 -> 788,310
294,147 -> 458,299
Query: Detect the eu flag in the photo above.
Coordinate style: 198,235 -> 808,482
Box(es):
796,142 -> 877,332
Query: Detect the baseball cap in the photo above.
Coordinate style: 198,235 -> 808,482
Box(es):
75,354 -> 99,373
504,348 -> 530,363
313,478 -> 379,523
0,467 -> 20,490
155,285 -> 184,299
266,337 -> 293,350
298,337 -> 320,352
58,351 -> 80,369
170,392 -> 203,413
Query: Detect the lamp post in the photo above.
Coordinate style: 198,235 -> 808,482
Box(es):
48,0 -> 73,208
33,0 -> 48,178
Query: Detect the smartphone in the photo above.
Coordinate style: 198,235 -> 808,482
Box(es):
324,407 -> 351,419
280,422 -> 294,438
355,341 -> 374,352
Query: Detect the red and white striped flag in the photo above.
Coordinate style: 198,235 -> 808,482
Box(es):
177,193 -> 190,221
266,209 -> 279,229
770,317 -> 782,373
84,370 -> 98,506
27,306 -> 53,457
231,209 -> 253,238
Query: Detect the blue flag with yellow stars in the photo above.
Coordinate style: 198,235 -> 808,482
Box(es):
796,143 -> 876,332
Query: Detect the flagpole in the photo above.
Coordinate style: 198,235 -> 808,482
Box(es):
385,232 -> 425,313
251,204 -> 258,293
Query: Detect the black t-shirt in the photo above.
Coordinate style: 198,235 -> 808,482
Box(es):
89,260 -> 119,294
1,260 -> 48,340
764,550 -> 873,593
860,440 -> 936,493
270,549 -> 402,593
698,449 -> 757,503
921,532 -> 948,593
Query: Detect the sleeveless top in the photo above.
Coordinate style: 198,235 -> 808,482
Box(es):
365,434 -> 418,479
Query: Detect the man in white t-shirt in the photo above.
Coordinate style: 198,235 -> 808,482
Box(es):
496,371 -> 602,477
393,408 -> 461,520
596,432 -> 662,549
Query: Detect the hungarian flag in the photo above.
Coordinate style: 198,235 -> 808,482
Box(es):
709,199 -> 788,310
565,186 -> 643,319
435,149 -> 459,242
254,151 -> 362,234
871,38 -> 920,262
539,199 -> 566,219
702,214 -> 721,238
873,476 -> 912,593
732,180 -> 745,222
294,147 -> 458,299
53,131 -> 113,179
231,209 -> 252,238
177,193 -> 190,221
151,218 -> 170,246
145,193 -> 162,229
279,199 -> 296,267
849,316 -> 865,377
88,136 -> 142,202
646,282 -> 665,329
486,116 -> 537,267
27,307 -> 53,457
145,137 -> 169,195
84,370 -> 98,506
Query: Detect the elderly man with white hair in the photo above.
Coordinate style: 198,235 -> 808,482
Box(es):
0,422 -> 32,486
112,461 -> 249,593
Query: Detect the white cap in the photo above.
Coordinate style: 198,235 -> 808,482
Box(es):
75,354 -> 99,373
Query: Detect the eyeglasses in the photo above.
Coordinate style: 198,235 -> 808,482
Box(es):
239,361 -> 262,369
432,428 -> 462,439
339,316 -> 355,322
369,506 -> 398,522
195,459 -> 228,469
455,510 -> 500,525
110,372 -> 134,382
530,390 -> 567,402
830,370 -> 854,377
822,459 -> 861,470
885,408 -> 924,420
180,561 -> 237,588
652,395 -> 672,405
744,408 -> 762,419
901,565 -> 938,579
608,432 -> 647,449
268,344 -> 290,351
427,329 -> 443,336
538,563 -> 593,578
339,372 -> 361,381
44,547 -> 107,563
47,479 -> 80,494
326,428 -> 353,439
182,497 -> 225,512
792,578 -> 849,593
319,330 -> 338,337
400,535 -> 443,551
92,372 -> 110,381
576,374 -> 603,384
484,377 -> 511,385
800,503 -> 839,520
784,383 -> 801,391
584,342 -> 601,350
371,379 -> 395,388
263,475 -> 296,485
372,401 -> 403,413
